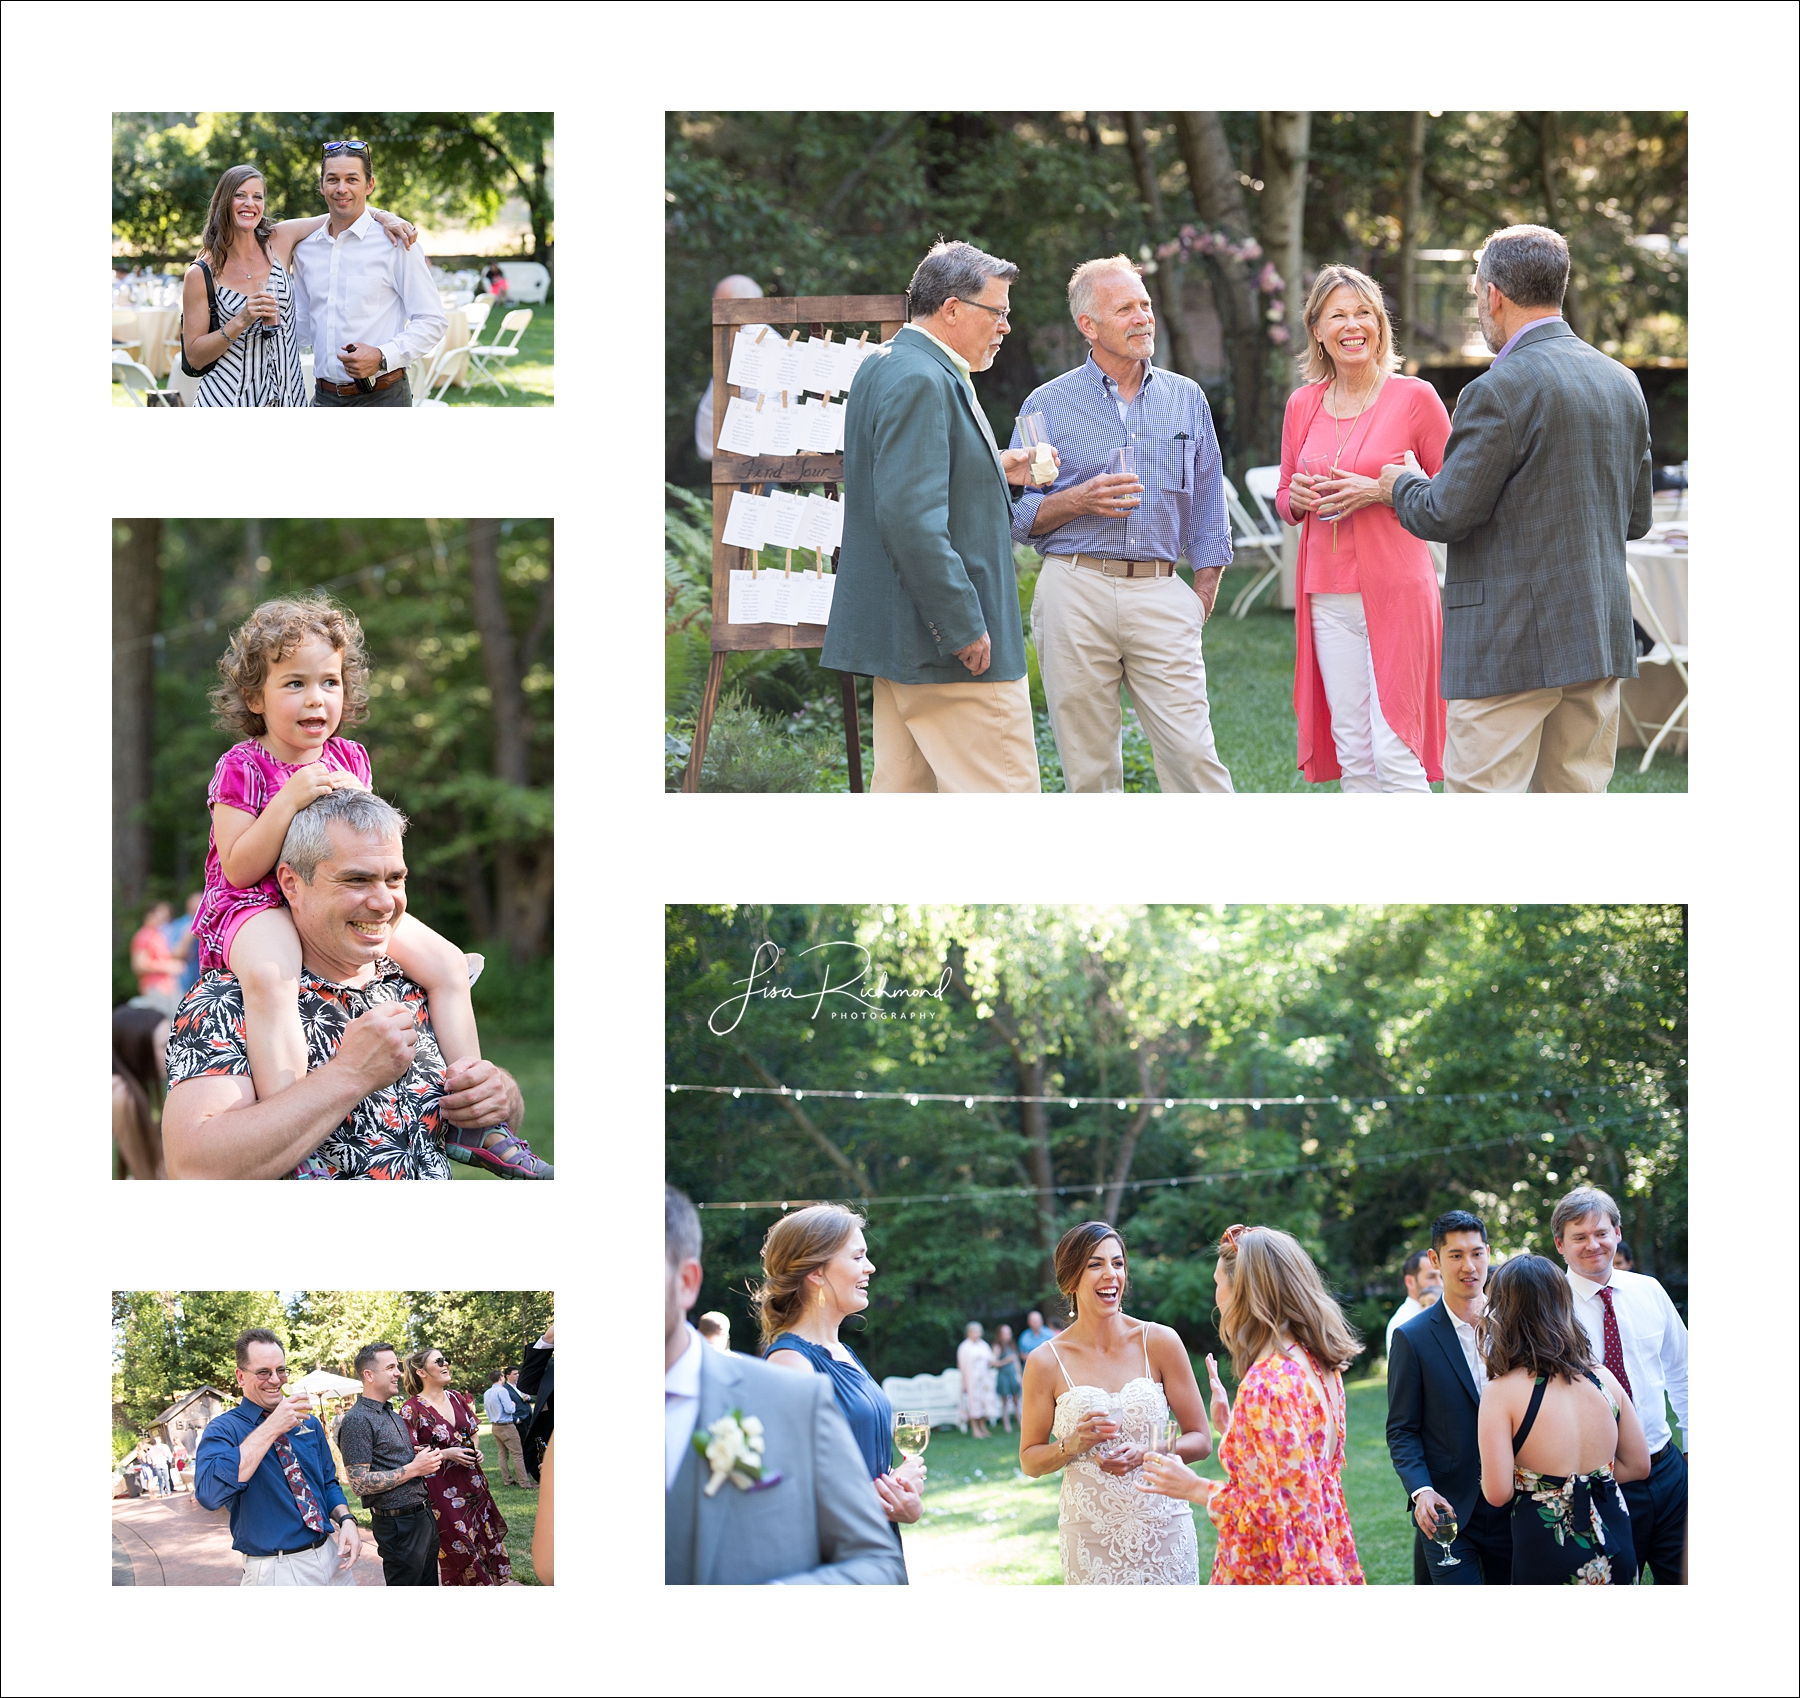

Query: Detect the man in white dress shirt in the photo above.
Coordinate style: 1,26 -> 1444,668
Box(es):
664,1186 -> 904,1584
289,140 -> 447,408
1385,1248 -> 1444,1354
1553,1185 -> 1688,1584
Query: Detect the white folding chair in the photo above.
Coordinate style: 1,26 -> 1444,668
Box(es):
463,308 -> 533,396
459,297 -> 494,344
1621,562 -> 1688,772
411,342 -> 465,407
1225,471 -> 1286,617
113,351 -> 175,406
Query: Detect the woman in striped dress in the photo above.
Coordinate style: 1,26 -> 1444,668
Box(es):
181,163 -> 416,408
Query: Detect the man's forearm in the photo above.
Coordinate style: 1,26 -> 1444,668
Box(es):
1030,486 -> 1088,536
236,1425 -> 281,1483
169,1060 -> 371,1180
346,1461 -> 413,1498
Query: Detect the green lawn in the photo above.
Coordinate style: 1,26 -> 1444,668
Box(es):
1191,580 -> 1686,794
449,1036 -> 554,1180
341,1426 -> 543,1583
111,297 -> 554,408
902,1369 -> 1412,1584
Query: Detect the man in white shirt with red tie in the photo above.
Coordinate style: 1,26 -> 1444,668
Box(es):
289,140 -> 447,408
1553,1185 -> 1688,1584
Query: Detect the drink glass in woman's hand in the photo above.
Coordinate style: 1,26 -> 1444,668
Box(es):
893,1413 -> 931,1461
1299,454 -> 1336,522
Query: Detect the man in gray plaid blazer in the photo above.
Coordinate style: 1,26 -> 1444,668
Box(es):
1377,225 -> 1653,791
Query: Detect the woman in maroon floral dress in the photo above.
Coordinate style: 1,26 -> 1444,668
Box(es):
401,1346 -> 513,1584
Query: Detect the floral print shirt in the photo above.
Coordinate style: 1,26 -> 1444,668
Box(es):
164,959 -> 453,1180
1209,1352 -> 1365,1585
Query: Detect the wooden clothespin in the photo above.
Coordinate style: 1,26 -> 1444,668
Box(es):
814,548 -> 825,579
754,326 -> 770,344
755,392 -> 765,412
784,549 -> 793,578
786,329 -> 801,346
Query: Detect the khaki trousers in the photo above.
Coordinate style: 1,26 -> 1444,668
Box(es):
240,1538 -> 357,1587
870,675 -> 1041,793
1031,555 -> 1234,793
492,1420 -> 529,1486
1445,678 -> 1620,793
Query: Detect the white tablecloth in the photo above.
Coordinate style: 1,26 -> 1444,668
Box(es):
116,306 -> 183,378
1627,533 -> 1687,648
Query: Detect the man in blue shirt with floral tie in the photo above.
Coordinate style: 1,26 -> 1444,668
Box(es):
1010,256 -> 1235,793
195,1328 -> 362,1586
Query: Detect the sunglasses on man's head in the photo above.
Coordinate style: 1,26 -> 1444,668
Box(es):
323,140 -> 370,157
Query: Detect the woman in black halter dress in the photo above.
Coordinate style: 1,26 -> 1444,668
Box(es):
1477,1255 -> 1651,1584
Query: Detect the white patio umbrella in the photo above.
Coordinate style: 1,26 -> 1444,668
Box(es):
290,1369 -> 362,1397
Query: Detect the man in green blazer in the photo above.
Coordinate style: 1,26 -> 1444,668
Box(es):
823,240 -> 1046,791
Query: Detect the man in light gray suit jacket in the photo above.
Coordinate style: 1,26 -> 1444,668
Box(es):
664,1187 -> 905,1585
1377,224 -> 1653,792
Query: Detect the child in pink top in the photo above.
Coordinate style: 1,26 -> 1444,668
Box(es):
195,595 -> 544,1178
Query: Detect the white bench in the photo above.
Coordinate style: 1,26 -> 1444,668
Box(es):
880,1368 -> 964,1431
488,262 -> 551,304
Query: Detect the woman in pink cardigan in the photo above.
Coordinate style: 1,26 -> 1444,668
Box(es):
1277,266 -> 1452,791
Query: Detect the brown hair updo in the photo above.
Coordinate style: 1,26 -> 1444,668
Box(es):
1481,1254 -> 1596,1384
1053,1221 -> 1127,1321
401,1346 -> 439,1398
753,1204 -> 866,1347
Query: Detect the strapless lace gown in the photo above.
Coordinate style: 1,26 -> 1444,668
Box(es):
1052,1378 -> 1199,1584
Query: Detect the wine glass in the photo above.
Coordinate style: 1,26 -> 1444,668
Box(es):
1017,411 -> 1057,485
1299,452 -> 1336,521
1431,1507 -> 1461,1567
893,1412 -> 931,1463
1147,1418 -> 1182,1457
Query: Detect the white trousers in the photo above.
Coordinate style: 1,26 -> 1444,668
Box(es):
1309,592 -> 1431,793
240,1537 -> 358,1587
1032,555 -> 1234,793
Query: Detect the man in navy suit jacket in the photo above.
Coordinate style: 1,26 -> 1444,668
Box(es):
1386,1210 -> 1512,1584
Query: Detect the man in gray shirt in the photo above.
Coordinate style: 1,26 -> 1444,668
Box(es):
338,1342 -> 447,1585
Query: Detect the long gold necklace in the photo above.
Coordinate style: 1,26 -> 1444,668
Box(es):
1326,367 -> 1381,553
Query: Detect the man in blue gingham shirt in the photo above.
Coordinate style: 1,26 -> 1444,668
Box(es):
1010,257 -> 1235,791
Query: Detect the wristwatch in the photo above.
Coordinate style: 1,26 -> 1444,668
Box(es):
377,352 -> 389,374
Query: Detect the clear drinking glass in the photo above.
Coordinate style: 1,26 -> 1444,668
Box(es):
1017,411 -> 1057,485
893,1413 -> 931,1462
1432,1508 -> 1461,1567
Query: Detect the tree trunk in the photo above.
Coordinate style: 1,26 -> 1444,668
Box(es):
1537,112 -> 1582,339
1100,1051 -> 1156,1222
468,519 -> 551,962
1014,1053 -> 1059,1291
1257,111 -> 1311,308
1173,112 -> 1273,468
1397,112 -> 1427,359
113,519 -> 162,915
1123,113 -> 1198,379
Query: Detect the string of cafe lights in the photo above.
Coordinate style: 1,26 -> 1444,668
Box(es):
688,1105 -> 1684,1212
668,1080 -> 1661,1113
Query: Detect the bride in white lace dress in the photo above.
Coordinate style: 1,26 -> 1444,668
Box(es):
1019,1221 -> 1214,1583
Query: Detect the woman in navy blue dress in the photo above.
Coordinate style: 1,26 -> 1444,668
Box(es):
757,1205 -> 926,1550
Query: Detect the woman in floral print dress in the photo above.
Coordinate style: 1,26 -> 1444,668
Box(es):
401,1346 -> 513,1585
1477,1255 -> 1648,1583
1140,1224 -> 1365,1584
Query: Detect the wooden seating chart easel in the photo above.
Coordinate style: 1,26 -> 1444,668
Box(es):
681,293 -> 907,794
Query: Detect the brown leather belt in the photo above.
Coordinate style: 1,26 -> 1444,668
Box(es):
316,368 -> 406,398
1054,553 -> 1176,578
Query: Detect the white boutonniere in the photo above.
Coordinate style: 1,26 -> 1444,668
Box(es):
694,1408 -> 777,1497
